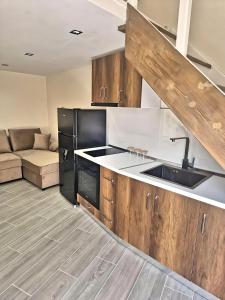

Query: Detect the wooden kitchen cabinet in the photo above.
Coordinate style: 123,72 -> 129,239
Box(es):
191,203 -> 225,299
77,194 -> 100,220
98,167 -> 225,298
92,51 -> 142,107
92,51 -> 124,105
149,189 -> 200,280
100,167 -> 117,231
128,179 -> 155,254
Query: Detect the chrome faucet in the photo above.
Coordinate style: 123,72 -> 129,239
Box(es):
170,137 -> 195,169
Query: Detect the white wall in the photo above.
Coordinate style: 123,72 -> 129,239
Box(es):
0,70 -> 48,132
46,64 -> 92,139
107,83 -> 225,174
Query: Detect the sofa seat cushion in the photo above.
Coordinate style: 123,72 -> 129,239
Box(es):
15,150 -> 59,175
0,153 -> 22,170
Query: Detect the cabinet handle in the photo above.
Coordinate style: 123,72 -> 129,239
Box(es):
103,197 -> 114,205
201,213 -> 207,235
99,87 -> 103,98
103,176 -> 115,185
101,214 -> 113,224
146,192 -> 151,209
153,194 -> 159,211
105,87 -> 108,99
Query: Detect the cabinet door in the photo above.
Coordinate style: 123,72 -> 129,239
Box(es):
100,167 -> 116,231
92,57 -> 106,103
150,189 -> 200,280
128,179 -> 155,254
114,174 -> 131,241
121,60 -> 142,107
191,203 -> 225,299
104,51 -> 124,103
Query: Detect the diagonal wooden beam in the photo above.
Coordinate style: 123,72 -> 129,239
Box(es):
125,4 -> 225,169
118,24 -> 212,69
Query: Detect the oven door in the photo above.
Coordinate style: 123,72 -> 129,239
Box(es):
77,157 -> 100,209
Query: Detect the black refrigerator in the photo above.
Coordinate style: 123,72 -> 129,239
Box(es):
58,108 -> 106,205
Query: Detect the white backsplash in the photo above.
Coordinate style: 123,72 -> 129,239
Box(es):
107,108 -> 225,175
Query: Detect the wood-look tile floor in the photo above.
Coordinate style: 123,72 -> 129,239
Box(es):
0,180 -> 218,300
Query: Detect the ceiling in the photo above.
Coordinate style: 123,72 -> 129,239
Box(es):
138,0 -> 225,76
0,0 -> 125,75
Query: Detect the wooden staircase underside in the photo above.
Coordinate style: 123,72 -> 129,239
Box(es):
125,4 -> 225,169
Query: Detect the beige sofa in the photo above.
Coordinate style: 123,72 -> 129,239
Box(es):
0,128 -> 59,189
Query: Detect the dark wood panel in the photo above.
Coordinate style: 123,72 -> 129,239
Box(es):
192,203 -> 225,299
149,189 -> 200,280
128,179 -> 155,254
114,174 -> 131,241
125,4 -> 225,169
121,59 -> 142,107
77,194 -> 100,220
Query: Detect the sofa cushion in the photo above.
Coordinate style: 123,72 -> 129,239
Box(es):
33,133 -> 51,150
0,153 -> 22,170
8,128 -> 41,151
15,150 -> 59,175
0,130 -> 12,153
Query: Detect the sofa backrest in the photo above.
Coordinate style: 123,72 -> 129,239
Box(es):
8,128 -> 41,151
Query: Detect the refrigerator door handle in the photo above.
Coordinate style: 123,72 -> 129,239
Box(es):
63,149 -> 69,160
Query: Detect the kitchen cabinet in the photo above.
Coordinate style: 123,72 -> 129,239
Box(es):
79,165 -> 225,298
114,174 -> 131,240
92,51 -> 124,105
77,194 -> 100,220
128,179 -> 155,254
99,167 -> 117,231
149,190 -> 200,280
92,51 -> 142,107
191,203 -> 225,299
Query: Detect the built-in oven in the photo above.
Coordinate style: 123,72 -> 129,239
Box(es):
77,156 -> 100,209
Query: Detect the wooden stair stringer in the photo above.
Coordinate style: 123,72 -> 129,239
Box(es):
125,4 -> 225,169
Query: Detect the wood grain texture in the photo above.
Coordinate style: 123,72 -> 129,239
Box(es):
95,249 -> 144,300
92,52 -> 124,104
30,271 -> 75,300
191,203 -> 225,299
128,179 -> 155,254
128,262 -> 167,300
125,4 -> 225,169
100,167 -> 116,230
15,229 -> 91,295
61,231 -> 110,277
78,194 -> 100,220
149,190 -> 200,280
63,257 -> 115,300
122,59 -> 142,107
0,285 -> 30,300
161,287 -> 192,300
114,174 -> 131,241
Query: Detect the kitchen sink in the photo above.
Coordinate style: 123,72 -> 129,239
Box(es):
142,164 -> 211,189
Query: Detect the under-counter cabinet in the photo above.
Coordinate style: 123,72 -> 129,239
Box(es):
149,190 -> 200,280
191,203 -> 225,299
92,51 -> 142,107
99,167 -> 116,231
78,166 -> 225,299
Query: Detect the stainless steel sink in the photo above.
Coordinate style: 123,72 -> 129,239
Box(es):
141,164 -> 211,189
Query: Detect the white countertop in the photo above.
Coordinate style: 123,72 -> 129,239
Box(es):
75,146 -> 225,210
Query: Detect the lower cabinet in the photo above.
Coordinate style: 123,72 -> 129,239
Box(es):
128,179 -> 155,254
149,190 -> 200,280
77,194 -> 100,220
191,203 -> 225,299
82,166 -> 225,299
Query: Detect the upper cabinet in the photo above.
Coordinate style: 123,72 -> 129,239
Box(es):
92,51 -> 142,107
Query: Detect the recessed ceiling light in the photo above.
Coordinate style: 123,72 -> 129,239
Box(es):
70,29 -> 83,35
1,63 -> 9,67
24,53 -> 34,56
